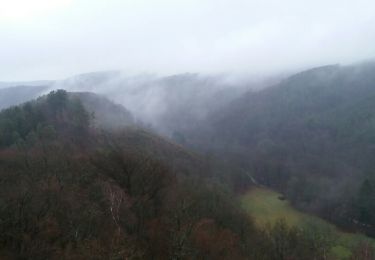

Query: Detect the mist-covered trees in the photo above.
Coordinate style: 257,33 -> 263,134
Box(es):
185,62 -> 375,236
0,89 -> 91,148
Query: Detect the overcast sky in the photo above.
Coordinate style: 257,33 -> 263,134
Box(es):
0,0 -> 374,81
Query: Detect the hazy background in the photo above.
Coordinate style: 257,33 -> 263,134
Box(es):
1,0 -> 374,81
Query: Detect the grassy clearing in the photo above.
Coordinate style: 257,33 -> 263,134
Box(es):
240,187 -> 375,259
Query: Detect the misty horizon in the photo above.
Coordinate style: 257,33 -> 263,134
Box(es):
1,0 -> 375,81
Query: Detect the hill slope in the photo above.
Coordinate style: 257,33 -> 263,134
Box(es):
188,61 -> 375,236
0,90 -> 258,259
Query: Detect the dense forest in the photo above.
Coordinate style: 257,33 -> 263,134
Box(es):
0,90 -> 351,259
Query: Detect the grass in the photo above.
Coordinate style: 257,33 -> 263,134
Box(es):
240,187 -> 375,259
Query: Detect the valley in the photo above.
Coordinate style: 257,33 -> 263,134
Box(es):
241,187 -> 375,259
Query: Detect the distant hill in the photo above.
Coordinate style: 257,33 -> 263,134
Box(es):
48,71 -> 254,135
0,85 -> 49,110
1,72 -> 256,136
0,80 -> 53,89
70,92 -> 135,130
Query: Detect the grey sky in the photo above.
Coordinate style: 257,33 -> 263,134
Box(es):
1,0 -> 374,81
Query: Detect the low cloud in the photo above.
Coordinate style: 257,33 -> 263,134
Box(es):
0,0 -> 374,80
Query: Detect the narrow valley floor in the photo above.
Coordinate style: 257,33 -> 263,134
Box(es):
240,187 -> 375,259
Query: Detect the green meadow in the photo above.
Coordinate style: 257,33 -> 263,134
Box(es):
240,187 -> 375,259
